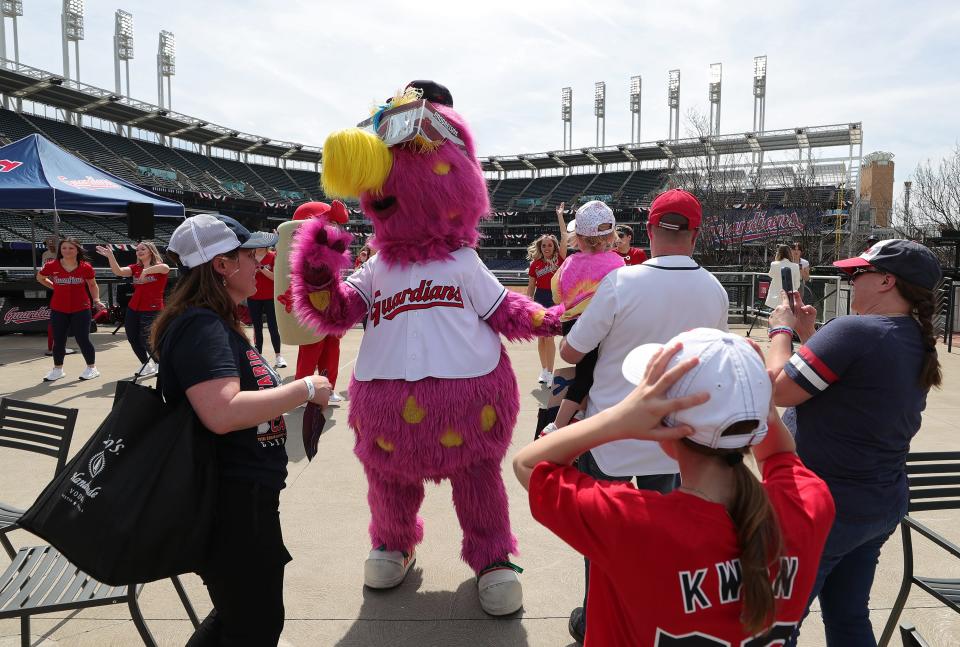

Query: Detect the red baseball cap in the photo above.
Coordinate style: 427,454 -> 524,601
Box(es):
648,189 -> 702,230
292,200 -> 349,224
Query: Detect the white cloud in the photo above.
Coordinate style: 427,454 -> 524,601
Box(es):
4,0 -> 957,188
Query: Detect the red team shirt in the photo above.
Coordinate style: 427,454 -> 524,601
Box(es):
127,264 -> 168,312
40,260 -> 95,313
252,251 -> 276,300
528,257 -> 560,290
529,452 -> 834,647
620,247 -> 648,266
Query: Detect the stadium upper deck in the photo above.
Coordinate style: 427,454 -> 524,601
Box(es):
0,56 -> 863,268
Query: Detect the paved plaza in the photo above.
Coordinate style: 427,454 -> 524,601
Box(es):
1,326 -> 958,646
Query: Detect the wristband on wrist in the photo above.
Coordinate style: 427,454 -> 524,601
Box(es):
302,377 -> 316,402
768,326 -> 794,340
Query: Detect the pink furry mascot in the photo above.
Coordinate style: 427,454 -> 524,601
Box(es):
290,81 -> 562,615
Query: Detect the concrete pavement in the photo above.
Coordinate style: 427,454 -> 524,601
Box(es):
1,325 -> 959,646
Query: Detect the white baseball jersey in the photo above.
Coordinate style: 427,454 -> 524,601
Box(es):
344,247 -> 507,381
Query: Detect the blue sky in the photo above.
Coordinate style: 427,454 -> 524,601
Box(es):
5,1 -> 958,196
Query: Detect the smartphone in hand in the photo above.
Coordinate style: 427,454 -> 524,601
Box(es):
781,266 -> 797,314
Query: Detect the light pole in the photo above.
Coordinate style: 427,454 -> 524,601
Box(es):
594,81 -> 606,148
114,10 -> 133,98
629,75 -> 641,144
157,30 -> 175,111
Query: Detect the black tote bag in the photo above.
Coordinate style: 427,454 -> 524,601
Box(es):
19,372 -> 217,586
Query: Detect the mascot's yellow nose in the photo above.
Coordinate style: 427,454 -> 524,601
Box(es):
321,128 -> 393,198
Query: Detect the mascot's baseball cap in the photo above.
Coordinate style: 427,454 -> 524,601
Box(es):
406,80 -> 453,107
648,189 -> 702,231
168,213 -> 278,269
574,201 -> 616,237
834,238 -> 942,290
293,200 -> 349,224
622,328 -> 771,450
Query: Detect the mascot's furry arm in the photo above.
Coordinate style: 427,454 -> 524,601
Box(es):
486,291 -> 563,341
290,217 -> 367,336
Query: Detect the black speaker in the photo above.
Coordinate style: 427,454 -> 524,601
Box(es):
127,202 -> 155,240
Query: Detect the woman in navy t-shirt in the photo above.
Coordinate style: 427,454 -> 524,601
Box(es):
765,239 -> 943,647
153,214 -> 332,646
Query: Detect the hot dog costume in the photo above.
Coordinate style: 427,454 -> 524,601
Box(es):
290,81 -> 562,615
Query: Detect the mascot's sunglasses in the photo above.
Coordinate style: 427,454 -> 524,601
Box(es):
358,100 -> 467,153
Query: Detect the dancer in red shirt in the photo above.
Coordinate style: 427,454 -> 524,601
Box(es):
525,202 -> 570,386
514,330 -> 835,647
37,238 -> 104,382
98,241 -> 170,376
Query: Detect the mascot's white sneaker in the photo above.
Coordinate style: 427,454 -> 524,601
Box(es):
364,545 -> 416,589
478,562 -> 524,616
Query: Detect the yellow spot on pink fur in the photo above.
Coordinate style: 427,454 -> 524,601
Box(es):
309,290 -> 330,311
480,405 -> 496,431
531,309 -> 546,327
402,396 -> 426,424
447,211 -> 460,220
376,436 -> 395,452
440,429 -> 463,448
432,161 -> 451,175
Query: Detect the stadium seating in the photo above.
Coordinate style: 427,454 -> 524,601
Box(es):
0,106 -> 837,270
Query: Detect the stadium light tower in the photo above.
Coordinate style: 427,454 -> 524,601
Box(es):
594,81 -> 606,148
0,0 -> 23,111
157,30 -> 175,110
61,0 -> 84,82
752,55 -> 767,165
752,55 -> 767,133
667,69 -> 680,142
708,63 -> 721,136
0,1 -> 24,64
629,75 -> 641,144
561,86 -> 572,151
114,10 -> 133,98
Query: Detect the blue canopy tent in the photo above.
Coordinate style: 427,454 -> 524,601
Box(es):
0,134 -> 185,268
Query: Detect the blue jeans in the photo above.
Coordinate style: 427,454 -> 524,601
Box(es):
789,499 -> 907,647
573,449 -> 680,633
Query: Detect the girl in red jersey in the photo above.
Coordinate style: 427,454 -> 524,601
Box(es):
515,330 -> 834,647
526,202 -> 570,386
97,241 -> 170,376
37,238 -> 104,382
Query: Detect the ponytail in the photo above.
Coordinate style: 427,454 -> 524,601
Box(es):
728,455 -> 783,634
895,279 -> 942,389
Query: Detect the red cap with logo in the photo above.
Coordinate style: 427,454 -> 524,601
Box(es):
292,200 -> 349,224
648,189 -> 702,231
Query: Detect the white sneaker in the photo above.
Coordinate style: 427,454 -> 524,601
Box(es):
543,371 -> 553,387
364,546 -> 416,589
79,367 -> 100,381
329,392 -> 344,403
539,422 -> 559,438
274,355 -> 288,369
43,367 -> 65,382
138,360 -> 158,377
537,368 -> 549,384
478,563 -> 523,616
